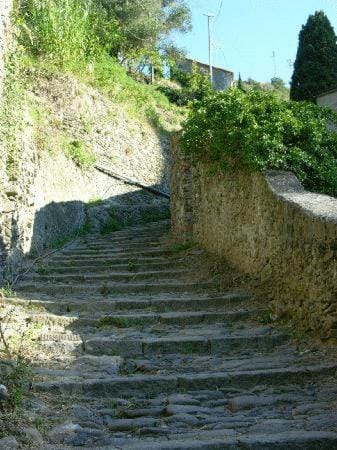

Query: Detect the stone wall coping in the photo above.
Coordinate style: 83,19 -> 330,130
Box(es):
265,170 -> 337,225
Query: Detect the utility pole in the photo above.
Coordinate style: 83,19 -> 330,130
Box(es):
204,14 -> 214,84
272,51 -> 276,78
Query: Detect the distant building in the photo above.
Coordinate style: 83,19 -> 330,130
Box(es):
316,87 -> 337,110
178,58 -> 234,91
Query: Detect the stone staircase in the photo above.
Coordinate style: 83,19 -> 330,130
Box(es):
6,220 -> 337,449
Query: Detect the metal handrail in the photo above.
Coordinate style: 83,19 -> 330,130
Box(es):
94,165 -> 170,199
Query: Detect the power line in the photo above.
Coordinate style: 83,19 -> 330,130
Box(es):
215,0 -> 223,22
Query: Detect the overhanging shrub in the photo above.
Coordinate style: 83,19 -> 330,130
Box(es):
181,88 -> 337,196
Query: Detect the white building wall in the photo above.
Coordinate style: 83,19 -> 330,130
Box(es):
178,59 -> 233,91
317,92 -> 337,110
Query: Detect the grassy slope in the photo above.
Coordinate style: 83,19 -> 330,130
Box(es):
22,55 -> 186,169
25,54 -> 185,131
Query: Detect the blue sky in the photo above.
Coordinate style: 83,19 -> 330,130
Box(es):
174,0 -> 337,85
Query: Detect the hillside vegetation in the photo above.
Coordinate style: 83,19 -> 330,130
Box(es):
0,0 -> 193,180
238,77 -> 290,101
15,0 -> 190,126
182,88 -> 337,197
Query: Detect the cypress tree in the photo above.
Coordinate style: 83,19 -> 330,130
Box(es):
237,73 -> 245,91
290,11 -> 337,102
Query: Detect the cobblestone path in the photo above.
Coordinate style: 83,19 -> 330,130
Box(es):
8,220 -> 337,448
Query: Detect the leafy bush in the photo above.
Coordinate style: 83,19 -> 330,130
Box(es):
182,88 -> 337,196
163,63 -> 212,106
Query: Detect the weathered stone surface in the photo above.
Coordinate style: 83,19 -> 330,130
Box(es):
166,413 -> 200,426
0,436 -> 18,450
70,405 -> 95,422
0,62 -> 170,281
48,422 -> 82,444
107,417 -> 158,432
20,426 -> 44,446
4,220 -> 337,448
170,138 -> 337,333
167,394 -> 200,405
0,0 -> 12,96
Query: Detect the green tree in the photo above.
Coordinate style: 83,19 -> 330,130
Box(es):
271,77 -> 285,90
290,11 -> 337,102
97,0 -> 191,56
237,73 -> 245,91
245,78 -> 260,90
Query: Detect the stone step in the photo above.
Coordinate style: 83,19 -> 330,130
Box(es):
82,222 -> 169,239
75,240 -> 165,252
80,232 -> 167,244
33,381 -> 337,447
16,280 -> 216,295
83,223 -> 169,237
69,240 -> 167,252
118,348 -> 334,376
34,325 -> 286,358
40,427 -> 337,450
118,431 -> 337,450
30,395 -> 336,449
25,269 -> 191,283
78,232 -> 168,246
37,261 -> 179,274
59,242 -> 172,256
26,308 -> 263,329
33,345 -> 331,380
53,249 -> 176,261
5,292 -> 252,314
49,248 -> 180,261
11,219 -> 337,450
44,256 -> 170,268
32,362 -> 337,397
30,391 -> 336,450
83,330 -> 287,358
33,387 -> 337,448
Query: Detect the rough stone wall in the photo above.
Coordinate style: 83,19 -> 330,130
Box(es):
0,115 -> 88,281
0,0 -> 16,282
36,73 -> 170,192
169,133 -> 193,241
29,73 -> 170,236
0,71 -> 170,282
170,139 -> 337,335
0,0 -> 12,96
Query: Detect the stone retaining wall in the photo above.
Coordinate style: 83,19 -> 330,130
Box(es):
0,65 -> 169,282
0,0 -> 12,96
170,138 -> 337,335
